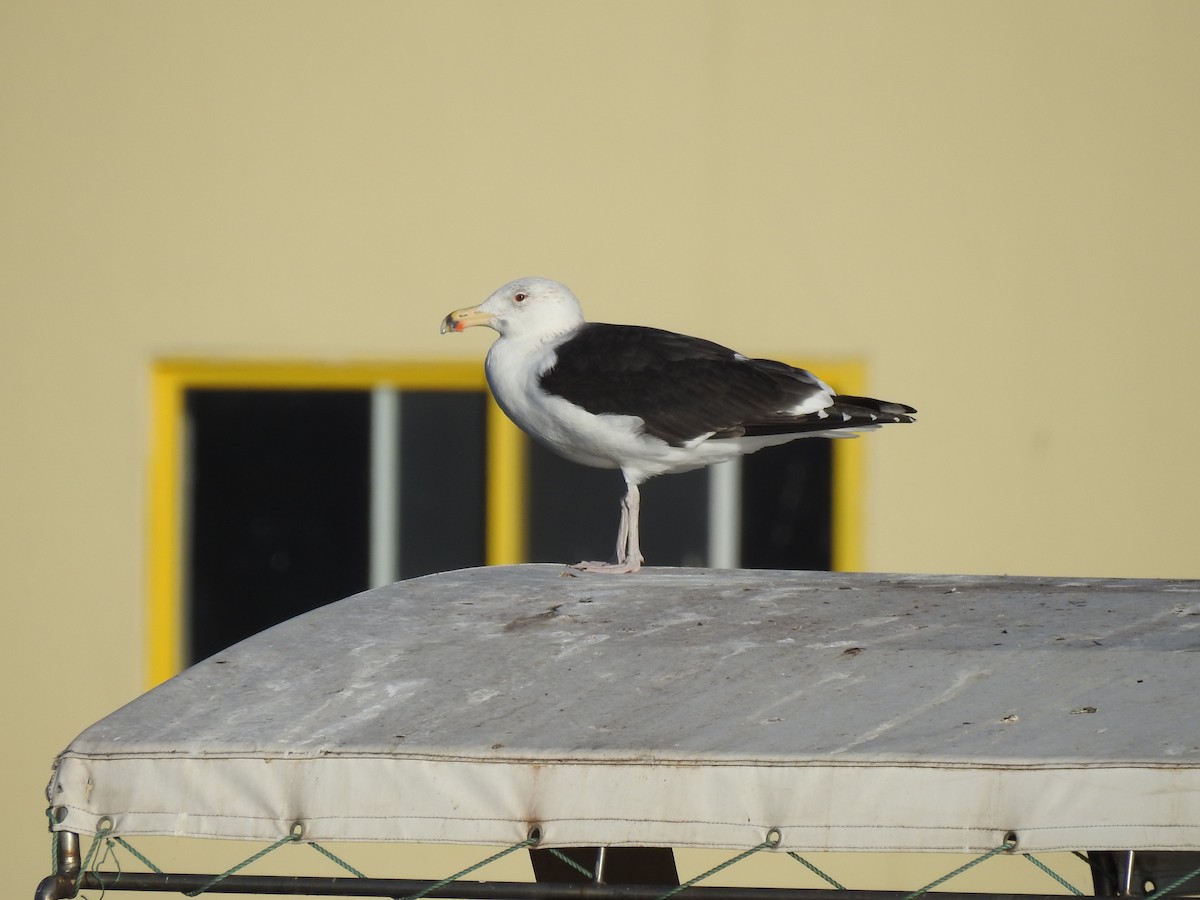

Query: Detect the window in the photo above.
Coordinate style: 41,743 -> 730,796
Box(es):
147,359 -> 869,684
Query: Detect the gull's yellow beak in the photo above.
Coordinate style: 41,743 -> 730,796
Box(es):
440,305 -> 495,334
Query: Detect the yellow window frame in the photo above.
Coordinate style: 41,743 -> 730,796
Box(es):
146,358 -> 870,687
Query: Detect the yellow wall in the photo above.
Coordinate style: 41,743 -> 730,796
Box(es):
3,2 -> 1198,894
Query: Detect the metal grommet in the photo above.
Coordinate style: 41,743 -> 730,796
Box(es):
766,827 -> 783,848
53,807 -> 68,824
290,821 -> 305,840
96,816 -> 114,835
1003,830 -> 1019,851
527,825 -> 543,846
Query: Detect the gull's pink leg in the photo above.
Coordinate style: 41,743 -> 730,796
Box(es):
613,492 -> 630,565
623,482 -> 643,572
573,478 -> 643,574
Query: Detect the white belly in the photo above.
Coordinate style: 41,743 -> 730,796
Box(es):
485,340 -> 640,470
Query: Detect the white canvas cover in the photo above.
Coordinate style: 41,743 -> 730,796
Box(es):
49,566 -> 1200,853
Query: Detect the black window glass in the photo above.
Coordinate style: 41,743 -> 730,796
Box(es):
396,391 -> 487,578
740,439 -> 832,571
526,440 -> 709,567
185,390 -> 371,663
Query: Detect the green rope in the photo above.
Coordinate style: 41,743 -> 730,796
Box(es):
76,824 -> 114,893
900,839 -> 1016,900
787,851 -> 846,890
112,836 -> 165,875
78,829 -> 107,876
182,832 -> 299,896
48,810 -> 58,875
88,837 -> 120,900
398,835 -> 539,900
1023,853 -> 1083,895
308,841 -> 368,879
546,848 -> 595,880
1145,860 -> 1200,900
70,823 -> 1123,900
654,832 -> 780,900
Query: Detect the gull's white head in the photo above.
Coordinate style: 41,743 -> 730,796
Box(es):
441,277 -> 586,341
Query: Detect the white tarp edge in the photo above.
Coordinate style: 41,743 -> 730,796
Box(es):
50,754 -> 1200,853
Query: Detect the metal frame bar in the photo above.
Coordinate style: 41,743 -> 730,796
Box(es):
35,830 -> 1199,900
60,871 -> 1127,900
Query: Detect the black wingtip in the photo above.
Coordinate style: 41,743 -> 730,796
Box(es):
834,395 -> 917,421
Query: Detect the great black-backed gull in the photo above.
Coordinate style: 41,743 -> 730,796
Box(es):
441,277 -> 916,574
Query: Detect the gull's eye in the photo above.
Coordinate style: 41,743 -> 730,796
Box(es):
513,292 -> 528,303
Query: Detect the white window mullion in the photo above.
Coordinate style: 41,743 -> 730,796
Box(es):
707,457 -> 742,569
369,386 -> 400,587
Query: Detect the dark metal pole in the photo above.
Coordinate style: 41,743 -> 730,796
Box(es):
34,832 -> 81,900
74,872 -> 1122,900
